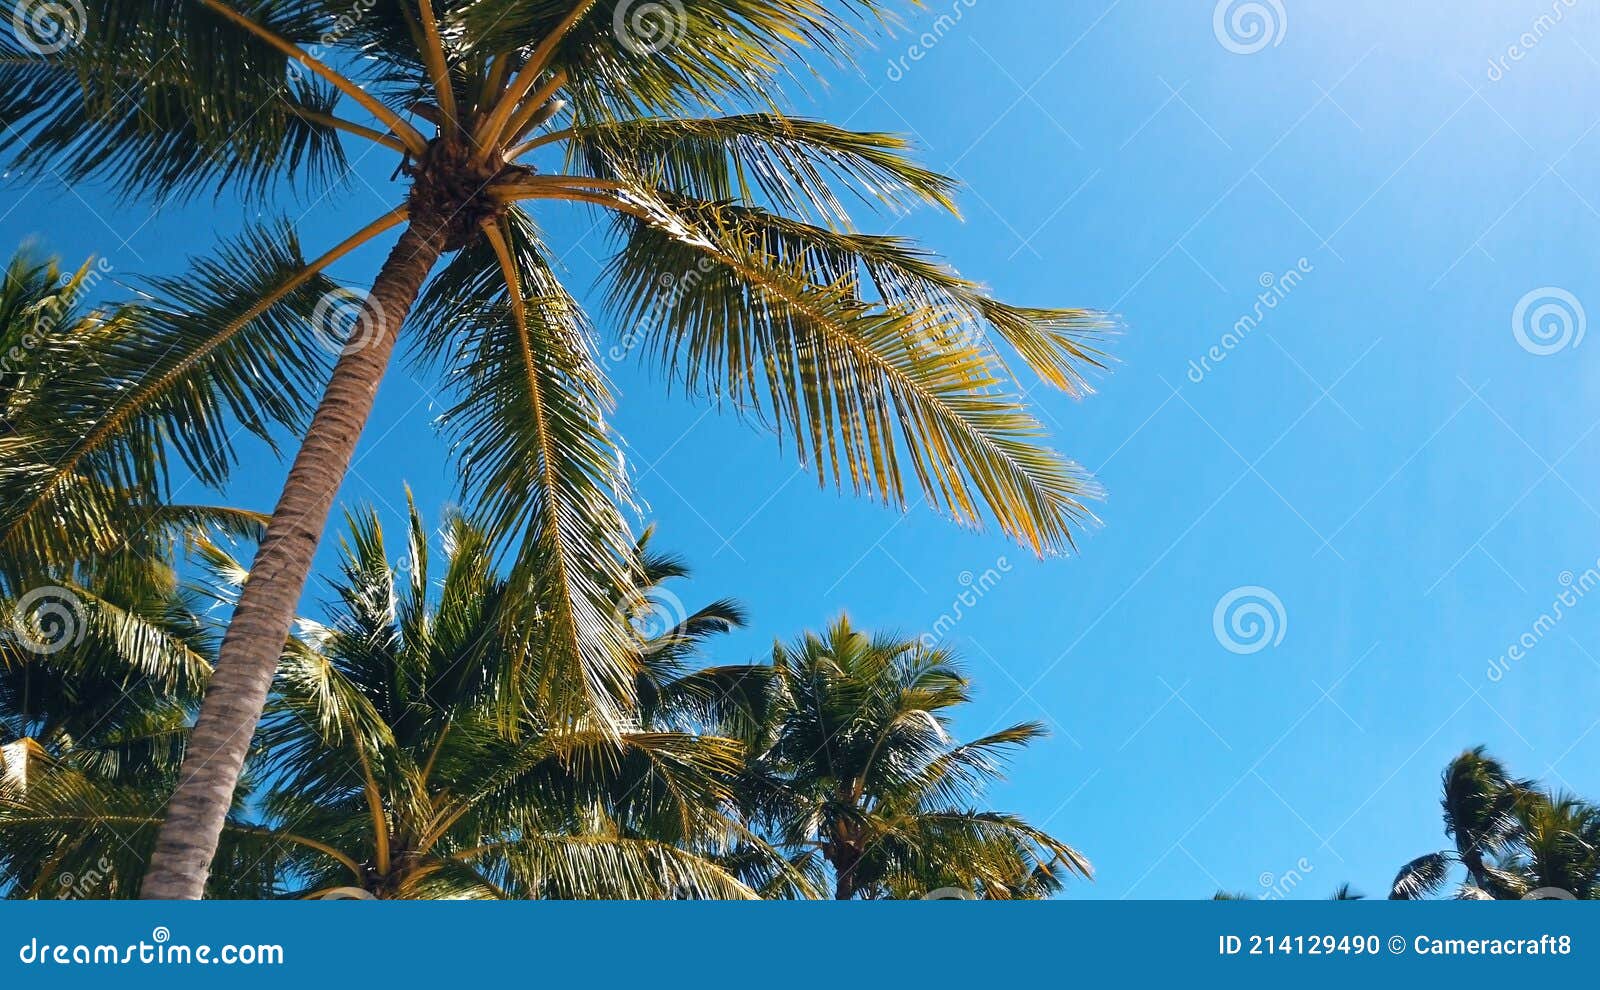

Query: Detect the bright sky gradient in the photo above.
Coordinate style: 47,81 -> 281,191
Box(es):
5,0 -> 1600,899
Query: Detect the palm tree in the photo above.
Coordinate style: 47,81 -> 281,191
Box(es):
713,616 -> 1090,899
0,244 -> 258,798
1,1 -> 1110,897
251,504 -> 793,898
1390,747 -> 1600,899
1,503 -> 802,898
0,243 -> 261,791
1390,747 -> 1532,899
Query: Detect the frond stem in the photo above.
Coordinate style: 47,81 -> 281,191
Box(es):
0,206 -> 409,552
503,72 -> 569,146
474,0 -> 596,154
412,0 -> 458,136
290,108 -> 407,153
195,0 -> 427,154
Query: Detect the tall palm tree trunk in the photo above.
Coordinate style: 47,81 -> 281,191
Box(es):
141,222 -> 446,899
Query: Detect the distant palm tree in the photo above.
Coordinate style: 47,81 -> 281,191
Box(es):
1211,884 -> 1363,900
715,616 -> 1090,899
1,1 -> 1109,897
1391,747 -> 1600,899
1493,791 -> 1600,899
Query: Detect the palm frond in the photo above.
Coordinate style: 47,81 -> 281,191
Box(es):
1389,851 -> 1452,900
445,220 -> 639,725
556,113 -> 958,224
604,195 -> 1097,555
0,222 -> 337,581
0,0 -> 348,200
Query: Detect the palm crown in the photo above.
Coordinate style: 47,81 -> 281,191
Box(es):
1391,747 -> 1600,900
1,0 -> 1109,896
1,503 -> 799,898
719,617 -> 1091,898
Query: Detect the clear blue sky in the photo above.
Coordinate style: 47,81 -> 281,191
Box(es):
4,0 -> 1600,899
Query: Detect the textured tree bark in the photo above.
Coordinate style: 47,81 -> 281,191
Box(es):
141,222 -> 446,899
833,871 -> 855,900
831,845 -> 858,900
